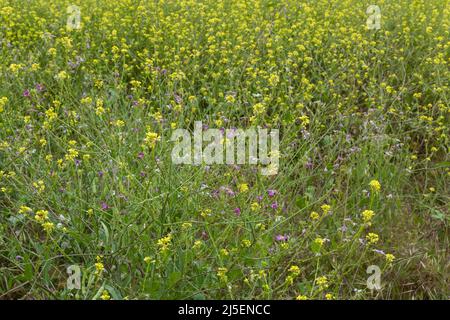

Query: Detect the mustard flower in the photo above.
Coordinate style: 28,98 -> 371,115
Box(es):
316,276 -> 328,289
100,290 -> 111,300
366,233 -> 379,245
325,293 -> 334,300
321,204 -> 331,214
143,131 -> 160,148
385,253 -> 395,264
217,267 -> 228,282
288,265 -> 301,277
361,209 -> 375,224
157,233 -> 172,252
369,180 -> 381,192
310,211 -> 320,220
237,183 -> 249,193
144,256 -> 155,264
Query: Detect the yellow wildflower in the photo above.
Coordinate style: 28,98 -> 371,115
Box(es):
369,180 -> 381,192
366,233 -> 379,245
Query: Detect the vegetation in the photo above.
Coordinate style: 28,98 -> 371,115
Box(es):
0,0 -> 448,299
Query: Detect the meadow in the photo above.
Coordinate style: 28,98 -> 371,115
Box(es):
0,0 -> 448,300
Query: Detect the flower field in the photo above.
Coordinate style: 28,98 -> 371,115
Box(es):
0,0 -> 448,300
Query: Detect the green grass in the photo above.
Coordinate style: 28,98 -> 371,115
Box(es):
0,0 -> 448,300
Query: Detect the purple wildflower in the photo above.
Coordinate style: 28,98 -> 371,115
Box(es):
275,234 -> 288,242
35,83 -> 45,92
101,202 -> 109,210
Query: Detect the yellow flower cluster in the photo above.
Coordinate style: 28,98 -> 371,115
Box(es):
366,233 -> 379,245
95,256 -> 105,275
0,97 -> 8,113
143,130 -> 160,149
33,209 -> 55,233
217,267 -> 228,283
361,209 -> 375,224
157,233 -> 172,253
369,180 -> 381,192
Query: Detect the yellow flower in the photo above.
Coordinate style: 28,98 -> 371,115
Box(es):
192,240 -> 203,250
143,131 -> 160,148
285,275 -> 294,286
181,222 -> 192,230
237,183 -> 249,193
225,95 -> 235,103
94,256 -> 105,275
48,48 -> 57,56
42,221 -> 55,233
325,293 -> 334,300
288,265 -> 301,276
96,106 -> 105,116
280,242 -> 289,250
65,148 -> 79,161
241,239 -> 251,248
310,211 -> 320,220
0,97 -> 8,113
316,276 -> 328,289
157,233 -> 172,252
144,256 -> 155,264
200,208 -> 211,218
81,97 -> 93,105
251,202 -> 260,211
369,180 -> 381,192
361,209 -> 375,224
56,71 -> 69,81
114,119 -> 125,127
19,206 -> 32,214
100,290 -> 111,300
268,74 -> 279,86
296,295 -> 308,300
9,63 -> 23,74
315,238 -> 325,247
252,103 -> 266,115
299,115 -> 310,127
33,180 -> 45,193
95,262 -> 105,275
217,267 -> 228,282
366,233 -> 379,245
321,204 -> 331,214
385,253 -> 395,264
31,63 -> 40,71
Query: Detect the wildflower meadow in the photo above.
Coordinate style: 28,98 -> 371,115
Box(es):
0,0 -> 448,300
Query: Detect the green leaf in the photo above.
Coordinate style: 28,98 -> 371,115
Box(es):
296,196 -> 307,209
168,271 -> 182,288
310,241 -> 321,254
